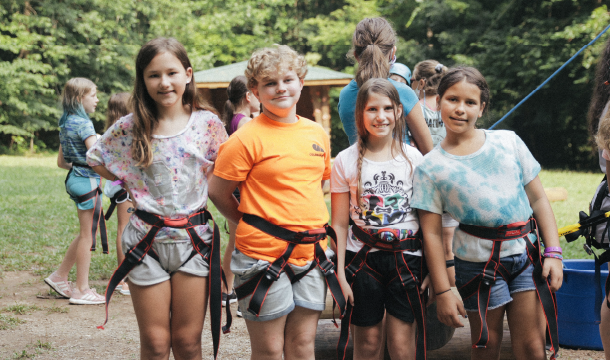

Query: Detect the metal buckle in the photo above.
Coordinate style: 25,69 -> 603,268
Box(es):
584,244 -> 594,256
265,264 -> 283,281
318,259 -> 335,276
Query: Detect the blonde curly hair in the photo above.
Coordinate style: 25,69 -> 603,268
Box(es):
245,45 -> 307,90
596,111 -> 610,152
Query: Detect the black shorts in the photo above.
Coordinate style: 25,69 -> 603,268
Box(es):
346,250 -> 423,327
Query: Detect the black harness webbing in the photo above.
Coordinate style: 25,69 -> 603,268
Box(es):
458,218 -> 559,360
104,188 -> 129,221
234,214 -> 347,322
97,208 -> 230,360
337,225 -> 426,360
66,164 -> 108,254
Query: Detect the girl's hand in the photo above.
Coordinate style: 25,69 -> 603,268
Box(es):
436,292 -> 466,328
338,276 -> 354,307
542,257 -> 563,292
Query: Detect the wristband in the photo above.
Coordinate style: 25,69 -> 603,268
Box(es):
543,253 -> 563,261
445,259 -> 455,268
436,289 -> 452,296
544,246 -> 562,254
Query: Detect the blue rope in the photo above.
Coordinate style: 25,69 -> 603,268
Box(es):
489,22 -> 610,130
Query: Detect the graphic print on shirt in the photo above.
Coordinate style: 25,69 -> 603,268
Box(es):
356,170 -> 411,226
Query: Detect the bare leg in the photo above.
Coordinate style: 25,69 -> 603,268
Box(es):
283,306 -> 321,360
385,314 -> 416,360
600,296 -> 610,360
170,272 -> 208,360
246,315 -> 287,360
130,280 -> 172,360
467,305 -> 506,360
506,291 -> 547,360
354,321 -> 384,360
222,221 -> 237,292
115,200 -> 132,265
54,208 -> 94,292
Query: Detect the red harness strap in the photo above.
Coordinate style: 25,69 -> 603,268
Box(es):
98,208 -> 229,360
458,218 -> 559,360
338,225 -> 427,360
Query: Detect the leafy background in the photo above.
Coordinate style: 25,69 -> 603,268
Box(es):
1,0 -> 609,169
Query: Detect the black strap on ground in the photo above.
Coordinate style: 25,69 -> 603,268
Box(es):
338,225 -> 426,360
458,218 -> 559,360
234,213 -> 347,321
104,188 -> 128,220
97,208 -> 229,360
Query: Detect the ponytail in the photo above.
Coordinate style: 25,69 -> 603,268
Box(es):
222,75 -> 248,135
350,18 -> 397,87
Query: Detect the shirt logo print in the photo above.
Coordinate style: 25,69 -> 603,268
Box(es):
310,143 -> 325,157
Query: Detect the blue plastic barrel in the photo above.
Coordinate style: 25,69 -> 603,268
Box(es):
556,259 -> 608,350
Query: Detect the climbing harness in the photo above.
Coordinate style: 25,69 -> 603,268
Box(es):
489,23 -> 610,130
562,176 -> 610,321
338,225 -> 427,360
457,218 -> 559,359
104,188 -> 130,221
97,207 -> 230,360
65,163 -> 108,254
233,214 -> 347,321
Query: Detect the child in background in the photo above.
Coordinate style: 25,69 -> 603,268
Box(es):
103,92 -> 133,296
411,60 -> 458,286
87,38 -> 228,360
338,17 -> 433,153
220,75 -> 261,310
389,63 -> 412,86
413,67 -> 563,360
209,45 -> 343,360
45,77 -> 106,305
332,78 -> 427,360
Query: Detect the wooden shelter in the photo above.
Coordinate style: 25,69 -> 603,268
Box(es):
194,61 -> 353,136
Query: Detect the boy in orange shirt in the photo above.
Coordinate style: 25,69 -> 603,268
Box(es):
209,45 -> 342,360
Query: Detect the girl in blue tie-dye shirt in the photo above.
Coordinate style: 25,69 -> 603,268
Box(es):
412,67 -> 563,360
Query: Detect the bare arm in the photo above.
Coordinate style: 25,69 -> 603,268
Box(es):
57,145 -> 72,170
419,209 -> 466,327
331,192 -> 354,306
525,175 -> 563,291
405,104 -> 433,155
208,174 -> 242,225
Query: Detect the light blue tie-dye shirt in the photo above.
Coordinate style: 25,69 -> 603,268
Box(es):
411,130 -> 540,262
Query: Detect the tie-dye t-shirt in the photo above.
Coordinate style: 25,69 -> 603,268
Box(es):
411,130 -> 540,262
59,114 -> 99,178
87,110 -> 228,242
331,143 -> 423,255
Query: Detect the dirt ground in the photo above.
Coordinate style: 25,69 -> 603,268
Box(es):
0,270 -> 606,359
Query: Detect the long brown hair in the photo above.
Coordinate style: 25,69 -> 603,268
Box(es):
350,17 -> 396,87
588,36 -> 610,137
131,37 -> 216,168
354,78 -> 411,209
412,60 -> 448,96
105,92 -> 132,131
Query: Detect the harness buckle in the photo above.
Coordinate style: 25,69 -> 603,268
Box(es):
584,244 -> 594,256
294,228 -> 326,243
318,259 -> 335,276
164,218 -> 189,227
345,263 -> 360,278
265,263 -> 283,281
481,271 -> 496,287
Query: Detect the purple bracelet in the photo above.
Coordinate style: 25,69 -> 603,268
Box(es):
543,253 -> 563,260
544,246 -> 562,254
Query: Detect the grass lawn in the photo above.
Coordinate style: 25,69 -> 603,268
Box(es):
0,154 -> 604,284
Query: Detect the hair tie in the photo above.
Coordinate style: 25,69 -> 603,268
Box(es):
435,64 -> 444,73
605,80 -> 610,86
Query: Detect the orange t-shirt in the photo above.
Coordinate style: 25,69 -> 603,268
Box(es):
213,114 -> 331,266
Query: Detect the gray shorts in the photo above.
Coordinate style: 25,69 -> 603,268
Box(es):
442,213 -> 459,228
232,248 -> 329,322
122,222 -> 212,286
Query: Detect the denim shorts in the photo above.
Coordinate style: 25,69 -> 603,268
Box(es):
65,172 -> 100,210
455,250 -> 536,312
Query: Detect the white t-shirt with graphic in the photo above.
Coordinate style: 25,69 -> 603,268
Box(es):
331,143 -> 423,255
411,130 -> 540,262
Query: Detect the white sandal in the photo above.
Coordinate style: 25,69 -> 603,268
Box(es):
44,275 -> 73,298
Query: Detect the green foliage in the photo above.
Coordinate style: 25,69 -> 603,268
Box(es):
0,0 -> 609,169
0,314 -> 24,330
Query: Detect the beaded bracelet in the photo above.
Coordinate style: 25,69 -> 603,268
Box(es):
544,246 -> 562,254
543,253 -> 563,261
